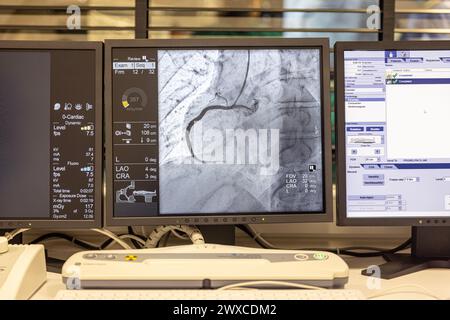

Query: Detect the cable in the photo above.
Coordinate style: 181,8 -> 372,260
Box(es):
121,234 -> 146,245
367,284 -> 442,300
238,224 -> 412,257
97,233 -> 146,249
30,231 -> 143,251
91,228 -> 132,250
4,228 -> 30,241
28,229 -> 148,252
103,234 -> 146,249
158,232 -> 171,248
100,238 -> 114,249
338,245 -> 401,252
29,233 -> 101,250
337,240 -> 412,257
171,229 -> 190,241
128,226 -> 144,249
217,281 -> 324,291
145,225 -> 205,248
316,239 -> 412,258
236,225 -> 278,249
141,226 -> 147,238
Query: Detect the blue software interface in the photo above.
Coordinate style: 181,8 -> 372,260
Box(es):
344,49 -> 450,218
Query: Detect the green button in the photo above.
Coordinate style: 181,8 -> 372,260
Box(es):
313,253 -> 328,260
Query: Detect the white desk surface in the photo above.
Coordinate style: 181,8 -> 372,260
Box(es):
32,256 -> 450,300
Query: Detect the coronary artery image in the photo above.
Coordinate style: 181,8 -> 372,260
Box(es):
158,48 -> 323,214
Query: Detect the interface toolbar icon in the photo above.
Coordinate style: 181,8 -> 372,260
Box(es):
115,130 -> 131,136
81,125 -> 94,131
80,166 -> 93,172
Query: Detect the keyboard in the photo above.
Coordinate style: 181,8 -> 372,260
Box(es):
55,289 -> 365,300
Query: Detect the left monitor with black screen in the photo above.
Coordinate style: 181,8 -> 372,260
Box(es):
0,41 -> 103,228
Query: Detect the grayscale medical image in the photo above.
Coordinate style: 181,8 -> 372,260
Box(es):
158,49 -> 323,214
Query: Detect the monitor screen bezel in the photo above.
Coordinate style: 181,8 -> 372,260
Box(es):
105,38 -> 333,226
0,41 -> 103,229
335,40 -> 450,227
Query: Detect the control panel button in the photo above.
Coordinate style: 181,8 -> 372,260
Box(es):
313,252 -> 328,260
294,253 -> 309,261
125,255 -> 138,261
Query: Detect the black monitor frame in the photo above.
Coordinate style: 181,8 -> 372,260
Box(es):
0,41 -> 103,229
335,40 -> 450,227
105,38 -> 333,226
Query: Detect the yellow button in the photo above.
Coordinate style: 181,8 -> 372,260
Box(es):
125,255 -> 137,261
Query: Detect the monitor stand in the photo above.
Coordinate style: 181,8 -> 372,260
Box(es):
362,226 -> 450,279
198,225 -> 235,245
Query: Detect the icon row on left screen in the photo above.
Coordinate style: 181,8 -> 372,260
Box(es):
54,102 -> 93,111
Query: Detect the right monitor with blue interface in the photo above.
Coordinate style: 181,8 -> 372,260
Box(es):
336,42 -> 450,225
335,42 -> 450,279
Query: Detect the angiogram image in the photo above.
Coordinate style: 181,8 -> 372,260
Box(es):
158,49 -> 323,214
